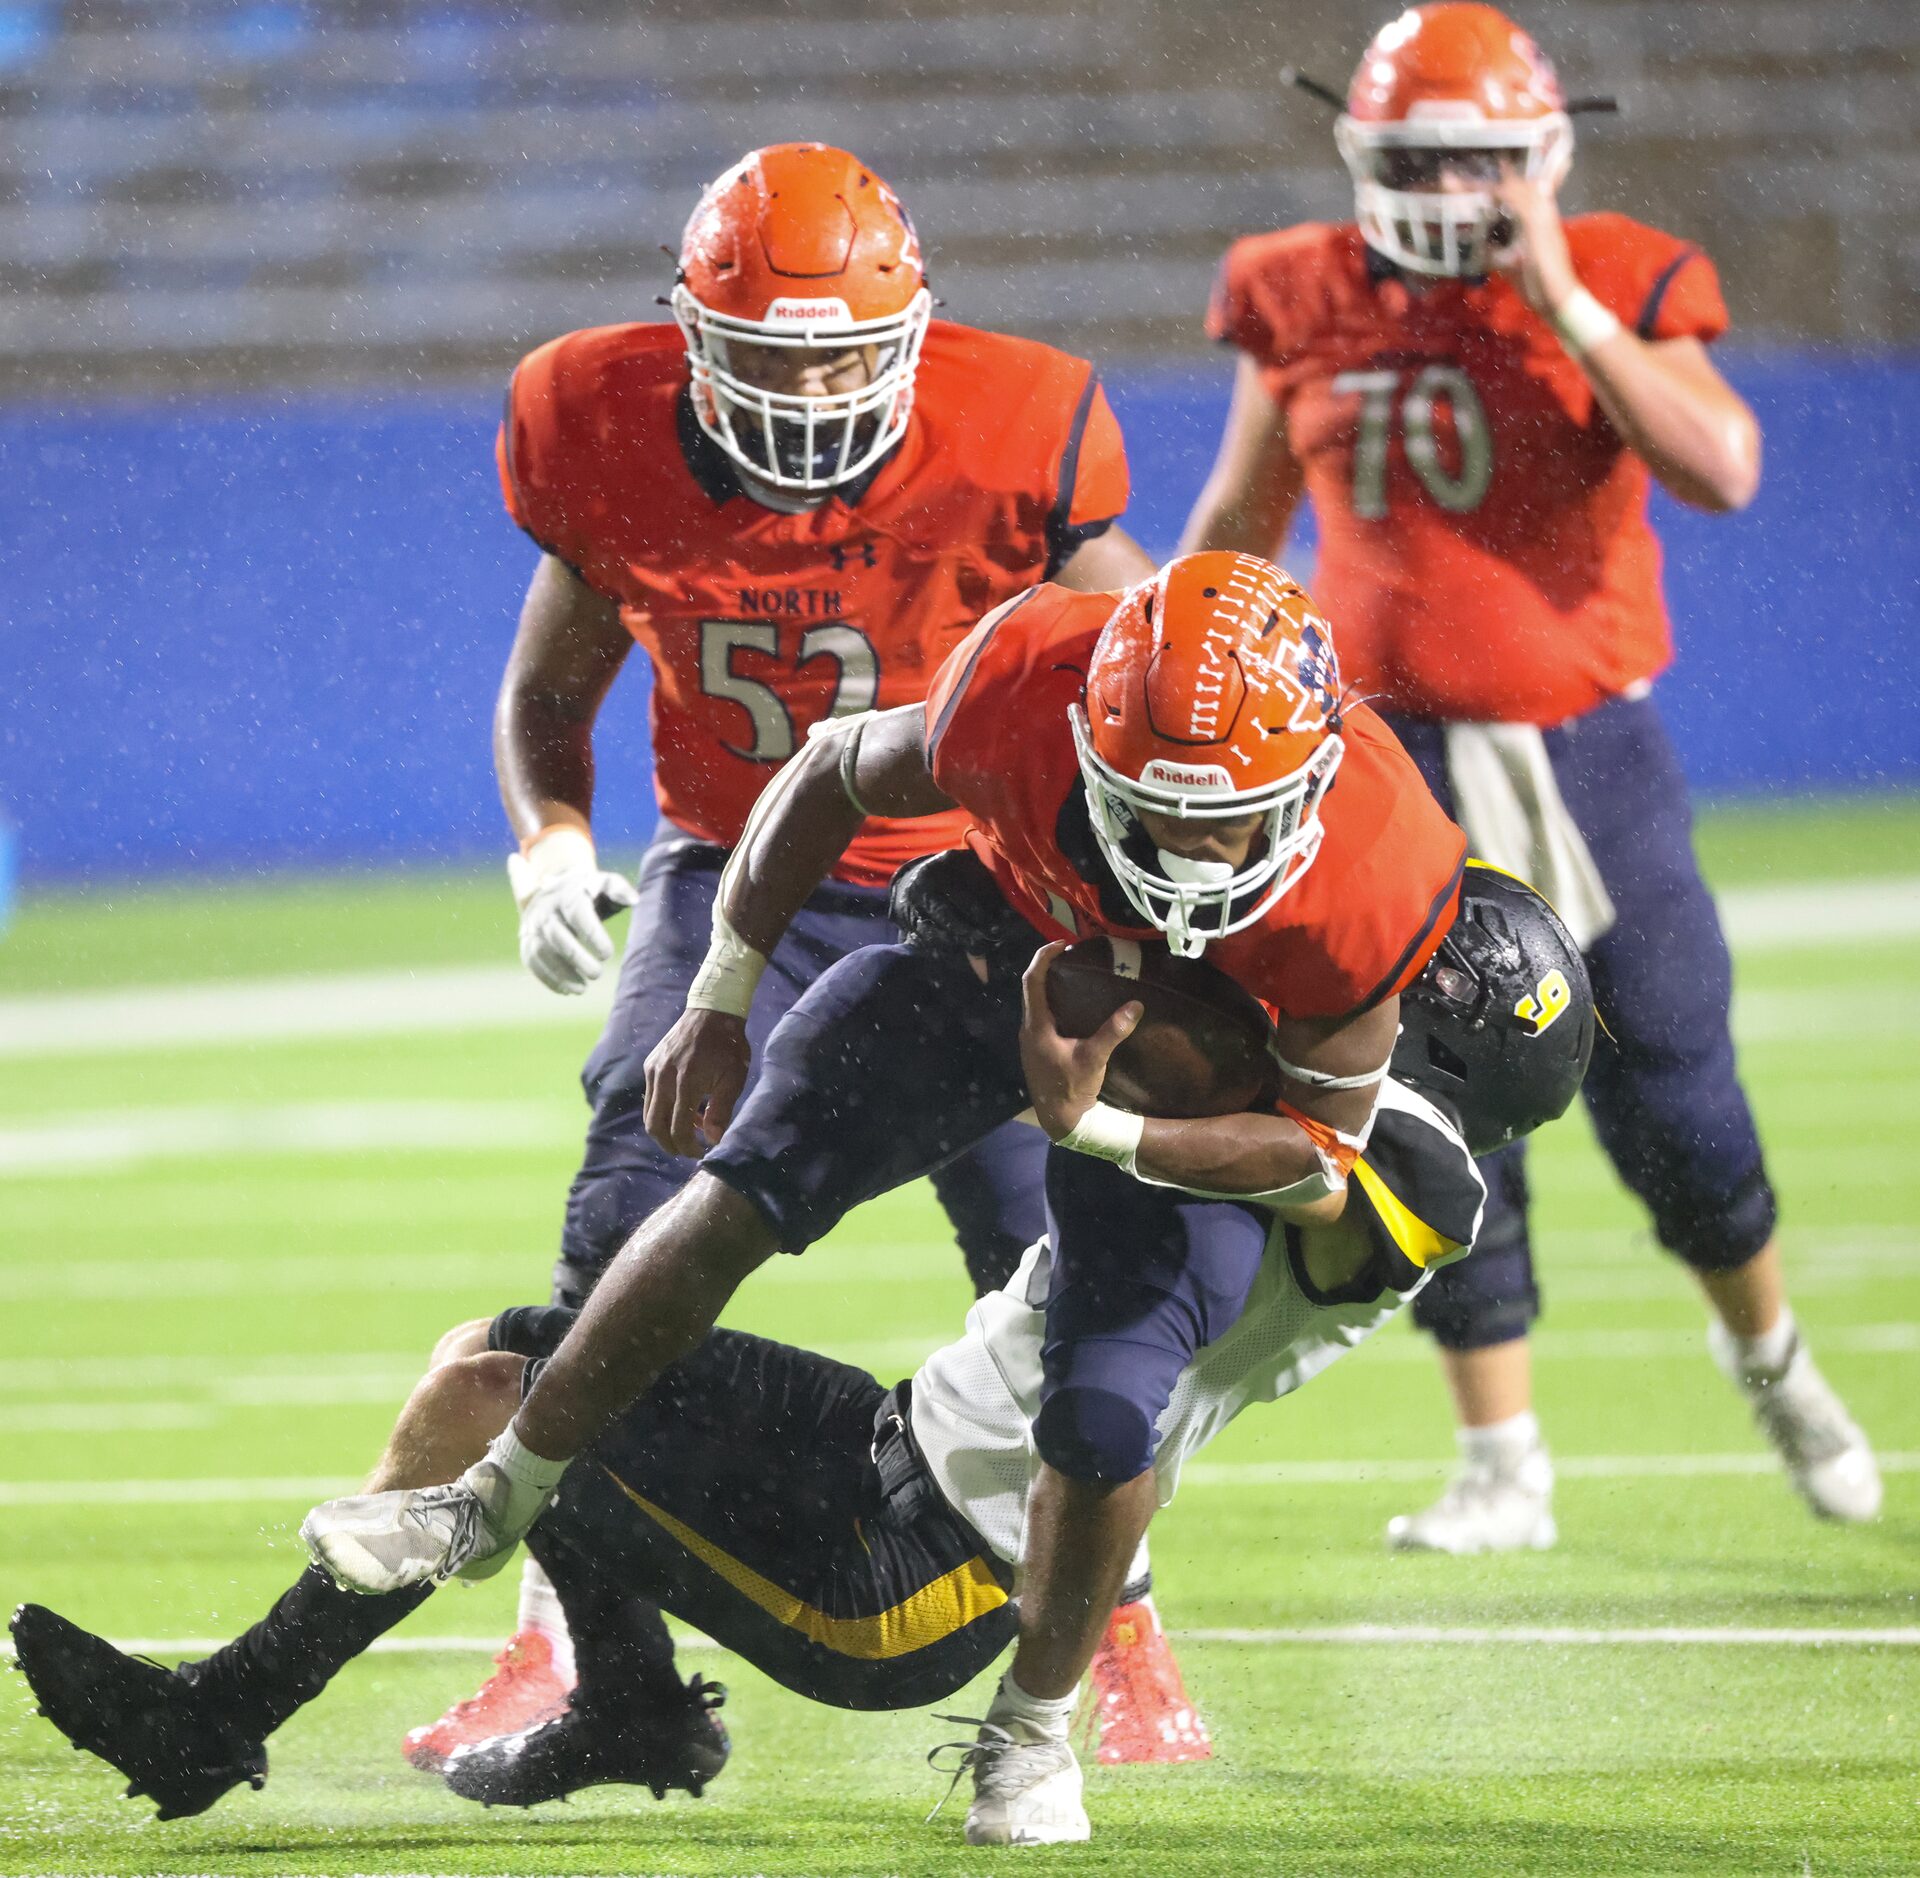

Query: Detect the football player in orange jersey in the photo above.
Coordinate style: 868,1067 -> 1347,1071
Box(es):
1185,3 -> 1879,1551
293,552 -> 1475,1844
409,142 -> 1212,1775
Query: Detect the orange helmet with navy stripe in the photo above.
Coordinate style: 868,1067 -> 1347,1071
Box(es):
1337,5 -> 1572,277
670,143 -> 932,495
1071,553 -> 1346,956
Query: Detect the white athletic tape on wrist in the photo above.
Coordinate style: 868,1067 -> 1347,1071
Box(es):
686,913 -> 768,1018
1058,1101 -> 1145,1168
1551,286 -> 1623,357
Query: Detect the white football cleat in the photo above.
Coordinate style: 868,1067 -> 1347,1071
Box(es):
929,1718 -> 1090,1846
1708,1322 -> 1882,1522
1386,1441 -> 1557,1555
301,1480 -> 515,1595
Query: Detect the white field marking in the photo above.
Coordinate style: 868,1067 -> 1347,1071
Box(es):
9,1453 -> 1920,1507
1732,987 -> 1920,1044
3,1627 -> 1914,1663
0,872 -> 1912,1067
1180,1450 -> 1920,1488
0,1100 -> 581,1178
1717,875 -> 1920,952
1180,1625 -> 1920,1647
0,1402 -> 214,1433
0,962 -> 612,1060
0,1250 -> 546,1302
0,1353 -> 423,1396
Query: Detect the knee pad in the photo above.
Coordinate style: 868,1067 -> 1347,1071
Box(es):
1653,1165 -> 1777,1273
1033,1387 -> 1155,1484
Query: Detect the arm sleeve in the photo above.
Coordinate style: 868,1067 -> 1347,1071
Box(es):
1044,377 -> 1130,574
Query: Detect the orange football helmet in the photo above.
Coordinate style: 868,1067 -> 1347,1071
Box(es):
1337,4 -> 1571,278
671,142 -> 932,496
1072,553 -> 1345,957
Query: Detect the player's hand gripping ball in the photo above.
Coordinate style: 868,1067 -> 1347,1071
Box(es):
1023,937 -> 1279,1139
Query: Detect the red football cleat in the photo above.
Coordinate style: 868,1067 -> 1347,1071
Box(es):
401,1630 -> 573,1774
1083,1598 -> 1212,1765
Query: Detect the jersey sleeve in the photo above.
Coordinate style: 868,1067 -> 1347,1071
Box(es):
1044,377 -> 1129,574
1572,215 -> 1730,346
1342,1084 -> 1487,1291
925,589 -> 1043,790
494,335 -> 593,572
1205,240 -> 1280,360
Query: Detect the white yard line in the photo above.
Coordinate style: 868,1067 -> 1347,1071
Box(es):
0,872 -> 1914,1065
2,1626 -> 1913,1661
8,1452 -> 1919,1505
0,1100 -> 581,1177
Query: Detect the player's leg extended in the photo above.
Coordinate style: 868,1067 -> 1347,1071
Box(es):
414,839 -> 901,1766
1555,698 -> 1879,1519
1382,713 -> 1556,1553
958,1153 -> 1267,1846
11,1330 -> 522,1819
439,1312 -> 1014,1808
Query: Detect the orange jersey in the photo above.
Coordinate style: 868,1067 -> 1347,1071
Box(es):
1209,215 -> 1730,726
926,585 -> 1466,1021
498,320 -> 1129,887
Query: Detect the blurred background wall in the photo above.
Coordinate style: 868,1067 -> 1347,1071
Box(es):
2,0 -> 1916,879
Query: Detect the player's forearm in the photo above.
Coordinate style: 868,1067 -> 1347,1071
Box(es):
1179,475 -> 1301,559
494,691 -> 596,843
512,1186 -> 771,1462
1134,1111 -> 1345,1223
715,704 -> 952,958
1572,330 -> 1760,512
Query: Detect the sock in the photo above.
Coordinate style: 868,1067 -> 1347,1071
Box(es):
515,1557 -> 576,1685
1726,1307 -> 1797,1378
178,1566 -> 433,1740
528,1534 -> 687,1712
1460,1410 -> 1541,1470
1116,1534 -> 1153,1608
987,1668 -> 1078,1743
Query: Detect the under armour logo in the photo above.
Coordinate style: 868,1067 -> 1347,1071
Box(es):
827,541 -> 879,572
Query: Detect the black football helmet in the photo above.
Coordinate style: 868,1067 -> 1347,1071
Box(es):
1392,862 -> 1596,1155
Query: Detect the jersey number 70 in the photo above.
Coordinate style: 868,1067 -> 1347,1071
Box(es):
1332,364 -> 1493,520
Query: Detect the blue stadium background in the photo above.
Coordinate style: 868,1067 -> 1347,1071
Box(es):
3,353 -> 1916,881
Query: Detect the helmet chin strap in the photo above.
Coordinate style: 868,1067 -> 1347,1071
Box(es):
1155,851 -> 1235,959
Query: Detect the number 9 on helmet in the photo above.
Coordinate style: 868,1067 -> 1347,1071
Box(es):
1392,862 -> 1596,1154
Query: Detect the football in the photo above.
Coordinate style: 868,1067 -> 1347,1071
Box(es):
1044,937 -> 1279,1119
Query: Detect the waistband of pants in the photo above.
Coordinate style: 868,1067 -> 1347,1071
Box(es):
650,820 -> 893,918
872,1379 -> 1011,1577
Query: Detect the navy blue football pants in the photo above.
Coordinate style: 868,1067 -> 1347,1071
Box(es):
554,827 -> 1049,1307
1388,695 -> 1777,1351
704,940 -> 1273,1484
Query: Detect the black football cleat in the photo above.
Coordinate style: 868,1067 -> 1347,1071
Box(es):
443,1674 -> 729,1807
10,1603 -> 267,1820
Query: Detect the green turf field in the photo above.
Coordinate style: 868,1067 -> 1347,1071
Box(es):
3,794 -> 1918,1877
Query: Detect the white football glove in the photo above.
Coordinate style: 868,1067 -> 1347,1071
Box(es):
506,826 -> 638,995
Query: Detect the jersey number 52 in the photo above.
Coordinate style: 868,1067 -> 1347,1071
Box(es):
699,620 -> 880,762
1332,364 -> 1493,520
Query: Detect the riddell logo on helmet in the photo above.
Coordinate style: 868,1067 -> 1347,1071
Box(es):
764,297 -> 854,324
1142,759 -> 1234,790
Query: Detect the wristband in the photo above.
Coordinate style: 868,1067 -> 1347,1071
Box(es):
1057,1100 -> 1145,1168
686,912 -> 769,1019
1550,286 -> 1623,358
